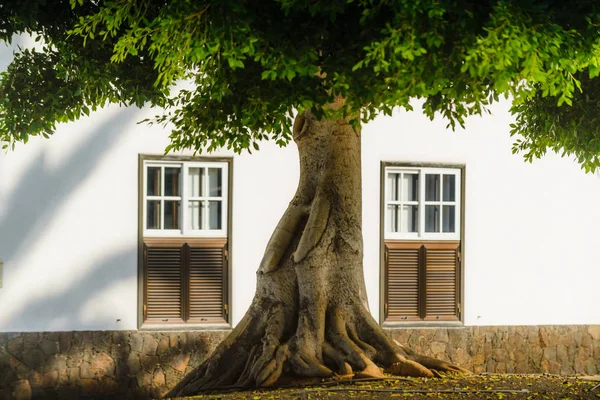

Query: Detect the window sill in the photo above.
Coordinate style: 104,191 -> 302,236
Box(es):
139,323 -> 232,331
382,321 -> 464,329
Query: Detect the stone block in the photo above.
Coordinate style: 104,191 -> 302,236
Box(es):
135,371 -> 153,388
168,334 -> 179,349
92,332 -> 111,354
141,355 -> 159,373
7,336 -> 24,358
471,354 -> 485,366
9,355 -> 30,379
164,366 -> 183,388
541,359 -> 561,375
42,371 -> 58,389
153,368 -> 166,386
170,353 -> 190,373
585,358 -> 598,375
496,362 -> 507,373
80,362 -> 95,379
44,355 -> 67,373
91,353 -> 115,377
22,334 -> 40,350
80,332 -> 93,349
127,353 -> 141,375
142,336 -> 159,356
588,326 -> 600,341
27,371 -> 42,388
429,341 -> 446,356
492,348 -> 509,362
130,334 -> 143,353
157,335 -> 170,355
67,367 -> 80,385
13,380 -> 32,400
58,332 -> 73,353
57,369 -> 69,386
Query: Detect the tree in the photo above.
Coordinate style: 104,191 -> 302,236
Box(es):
2,0 -> 600,396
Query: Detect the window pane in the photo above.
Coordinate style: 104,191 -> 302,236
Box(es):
386,205 -> 399,232
425,205 -> 440,232
146,200 -> 161,229
164,200 -> 181,229
164,167 -> 181,196
387,173 -> 400,201
402,173 -> 419,201
425,174 -> 440,201
188,168 -> 205,197
401,205 -> 418,232
443,175 -> 456,202
208,168 -> 222,197
147,167 -> 161,196
208,201 -> 222,230
187,200 -> 203,230
443,205 -> 456,233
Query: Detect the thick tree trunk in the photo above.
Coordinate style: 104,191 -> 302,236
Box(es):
165,109 -> 468,397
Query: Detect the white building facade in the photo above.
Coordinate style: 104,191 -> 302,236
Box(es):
1,38 -> 600,399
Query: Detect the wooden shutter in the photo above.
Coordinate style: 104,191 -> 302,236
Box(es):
188,239 -> 227,323
424,242 -> 459,321
144,244 -> 184,323
385,242 -> 421,321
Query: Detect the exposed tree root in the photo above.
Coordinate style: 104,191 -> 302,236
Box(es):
165,300 -> 469,398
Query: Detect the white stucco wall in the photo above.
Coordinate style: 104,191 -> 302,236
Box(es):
1,40 -> 599,332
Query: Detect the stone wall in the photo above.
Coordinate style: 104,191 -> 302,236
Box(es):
0,325 -> 598,399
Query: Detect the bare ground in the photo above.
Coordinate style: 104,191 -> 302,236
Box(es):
170,374 -> 600,400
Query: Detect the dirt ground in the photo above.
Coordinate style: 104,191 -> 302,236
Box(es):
175,374 -> 600,400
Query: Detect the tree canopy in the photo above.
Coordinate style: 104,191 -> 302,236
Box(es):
2,0 -> 600,170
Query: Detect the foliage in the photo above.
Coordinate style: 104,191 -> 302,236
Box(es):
2,0 -> 600,170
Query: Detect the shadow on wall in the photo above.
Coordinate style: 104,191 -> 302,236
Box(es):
9,250 -> 136,330
0,329 -> 231,399
0,107 -> 139,329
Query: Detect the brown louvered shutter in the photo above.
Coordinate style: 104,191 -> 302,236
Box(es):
424,242 -> 459,321
187,239 -> 227,323
144,243 -> 184,323
385,242 -> 421,321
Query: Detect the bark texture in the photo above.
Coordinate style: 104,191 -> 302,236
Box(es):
165,109 -> 468,398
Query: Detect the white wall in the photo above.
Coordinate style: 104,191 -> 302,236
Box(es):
362,101 -> 600,326
1,41 -> 599,332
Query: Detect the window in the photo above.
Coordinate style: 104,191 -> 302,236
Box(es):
382,165 -> 462,323
144,162 -> 228,237
140,158 -> 230,326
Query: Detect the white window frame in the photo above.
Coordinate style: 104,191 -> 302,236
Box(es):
384,166 -> 461,241
143,160 -> 229,238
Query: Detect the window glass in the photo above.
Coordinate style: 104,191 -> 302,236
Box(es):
443,205 -> 455,233
443,175 -> 455,202
425,174 -> 440,201
187,201 -> 202,230
208,201 -> 222,230
425,205 -> 440,232
164,201 -> 181,229
188,168 -> 205,197
402,174 -> 419,201
147,167 -> 161,196
164,167 -> 181,196
147,200 -> 161,229
208,168 -> 222,197
401,205 -> 418,232
387,173 -> 400,201
387,205 -> 398,232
